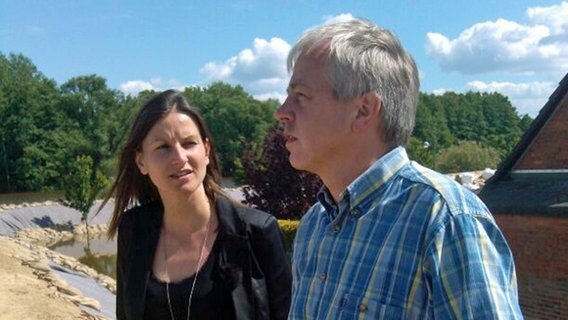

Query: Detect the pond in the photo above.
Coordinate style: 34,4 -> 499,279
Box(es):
0,191 -> 63,206
50,230 -> 294,280
49,235 -> 117,279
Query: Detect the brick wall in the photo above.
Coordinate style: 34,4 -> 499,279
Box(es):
494,214 -> 568,319
515,97 -> 568,170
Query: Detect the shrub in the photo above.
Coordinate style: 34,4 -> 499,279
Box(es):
278,219 -> 300,254
62,155 -> 108,241
406,137 -> 436,169
241,125 -> 322,220
436,141 -> 500,173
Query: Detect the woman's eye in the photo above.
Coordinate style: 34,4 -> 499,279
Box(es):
183,141 -> 197,148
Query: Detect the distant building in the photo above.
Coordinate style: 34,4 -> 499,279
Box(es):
479,73 -> 568,319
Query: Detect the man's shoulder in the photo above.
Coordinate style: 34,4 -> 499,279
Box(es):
398,162 -> 490,216
301,202 -> 326,220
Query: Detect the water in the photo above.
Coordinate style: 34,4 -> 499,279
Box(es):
0,178 -> 236,206
49,235 -> 117,279
50,230 -> 294,280
0,191 -> 63,206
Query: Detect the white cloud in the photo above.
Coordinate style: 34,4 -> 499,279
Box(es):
253,91 -> 287,103
199,13 -> 360,102
119,78 -> 193,95
432,88 -> 450,95
199,37 -> 291,100
322,13 -> 355,25
425,2 -> 568,78
466,80 -> 556,116
119,80 -> 157,95
527,1 -> 568,34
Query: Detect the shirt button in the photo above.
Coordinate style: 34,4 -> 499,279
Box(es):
351,209 -> 360,216
319,273 -> 327,281
332,224 -> 340,232
358,303 -> 368,312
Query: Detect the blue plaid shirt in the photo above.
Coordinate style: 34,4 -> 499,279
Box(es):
289,147 -> 523,319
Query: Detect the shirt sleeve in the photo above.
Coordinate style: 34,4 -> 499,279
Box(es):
423,211 -> 524,319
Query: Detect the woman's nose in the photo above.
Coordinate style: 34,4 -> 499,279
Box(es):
171,144 -> 186,166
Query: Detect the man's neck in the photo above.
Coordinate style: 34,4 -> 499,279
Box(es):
320,143 -> 391,202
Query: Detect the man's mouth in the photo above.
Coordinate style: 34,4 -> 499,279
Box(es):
282,132 -> 297,143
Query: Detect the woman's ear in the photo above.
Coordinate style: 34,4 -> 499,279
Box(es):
204,138 -> 211,165
135,152 -> 149,175
352,92 -> 382,133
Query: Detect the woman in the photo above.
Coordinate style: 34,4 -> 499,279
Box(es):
102,90 -> 291,319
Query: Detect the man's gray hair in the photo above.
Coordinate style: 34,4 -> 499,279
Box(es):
288,18 -> 420,146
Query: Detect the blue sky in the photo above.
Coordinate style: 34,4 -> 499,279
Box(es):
1,1 -> 567,117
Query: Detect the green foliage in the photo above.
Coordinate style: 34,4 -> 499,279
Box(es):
406,137 -> 436,169
183,83 -> 277,177
414,91 -> 530,159
0,53 -> 60,192
0,51 -> 536,198
278,219 -> 300,254
436,141 -> 501,173
62,155 -> 108,223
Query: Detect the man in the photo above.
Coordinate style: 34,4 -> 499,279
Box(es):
275,18 -> 523,319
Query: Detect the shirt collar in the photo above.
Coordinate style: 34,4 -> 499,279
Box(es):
317,146 -> 410,212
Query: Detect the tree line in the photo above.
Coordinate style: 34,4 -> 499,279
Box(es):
0,52 -> 533,195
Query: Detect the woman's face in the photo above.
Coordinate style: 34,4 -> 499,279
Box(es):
135,110 -> 210,199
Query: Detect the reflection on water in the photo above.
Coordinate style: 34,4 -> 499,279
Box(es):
49,224 -> 294,281
0,191 -> 63,206
49,235 -> 117,279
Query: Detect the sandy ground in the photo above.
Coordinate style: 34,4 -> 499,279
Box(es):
0,236 -> 95,320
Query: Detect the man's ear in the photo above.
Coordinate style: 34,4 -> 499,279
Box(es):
135,152 -> 149,175
352,92 -> 381,133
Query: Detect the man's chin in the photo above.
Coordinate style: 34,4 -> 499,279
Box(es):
288,156 -> 310,172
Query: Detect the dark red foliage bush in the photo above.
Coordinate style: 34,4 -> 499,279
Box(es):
241,125 -> 322,220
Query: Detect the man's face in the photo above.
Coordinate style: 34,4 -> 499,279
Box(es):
275,52 -> 354,176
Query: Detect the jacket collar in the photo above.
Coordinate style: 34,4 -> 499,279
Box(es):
130,196 -> 254,320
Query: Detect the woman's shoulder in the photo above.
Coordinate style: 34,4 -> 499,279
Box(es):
119,201 -> 163,229
216,195 -> 276,229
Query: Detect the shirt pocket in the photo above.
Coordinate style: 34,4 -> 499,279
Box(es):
336,294 -> 405,320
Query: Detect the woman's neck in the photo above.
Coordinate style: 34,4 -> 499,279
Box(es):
161,187 -> 213,236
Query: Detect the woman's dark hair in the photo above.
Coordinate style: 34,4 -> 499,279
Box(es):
102,89 -> 224,238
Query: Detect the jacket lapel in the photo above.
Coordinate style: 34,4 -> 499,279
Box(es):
126,204 -> 163,320
216,197 -> 254,320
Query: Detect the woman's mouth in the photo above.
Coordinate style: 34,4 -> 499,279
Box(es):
170,169 -> 192,178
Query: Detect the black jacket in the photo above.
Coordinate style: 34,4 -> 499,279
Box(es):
116,196 -> 292,319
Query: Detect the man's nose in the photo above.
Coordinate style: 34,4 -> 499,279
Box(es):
275,96 -> 292,122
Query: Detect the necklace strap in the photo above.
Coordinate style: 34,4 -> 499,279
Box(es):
163,214 -> 212,320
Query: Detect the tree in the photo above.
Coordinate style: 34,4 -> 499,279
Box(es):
406,137 -> 436,169
183,83 -> 277,177
241,125 -> 322,220
0,53 -> 60,192
62,155 -> 108,242
436,141 -> 500,173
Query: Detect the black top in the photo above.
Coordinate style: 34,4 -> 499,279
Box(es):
116,196 -> 292,320
143,238 -> 235,320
